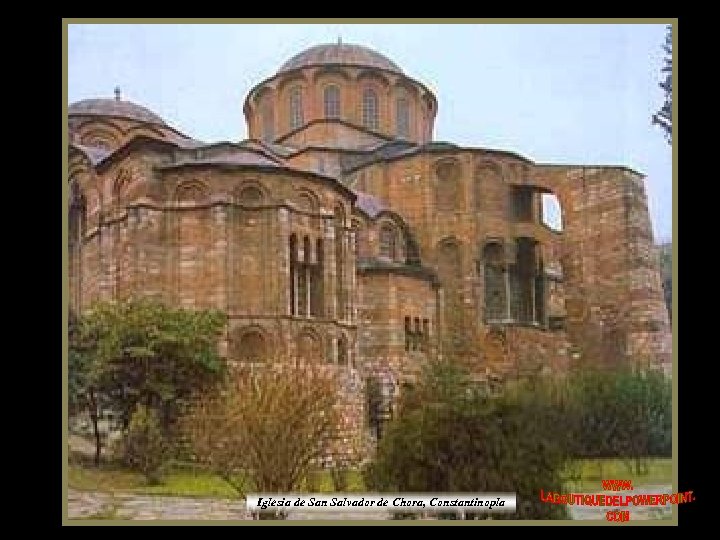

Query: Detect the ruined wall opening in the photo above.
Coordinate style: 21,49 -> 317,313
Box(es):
541,193 -> 563,232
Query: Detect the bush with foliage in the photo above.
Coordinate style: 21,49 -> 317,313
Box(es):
119,404 -> 171,484
364,361 -> 572,519
68,298 -> 228,463
565,367 -> 672,461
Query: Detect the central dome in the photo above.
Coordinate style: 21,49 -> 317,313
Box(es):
278,42 -> 403,74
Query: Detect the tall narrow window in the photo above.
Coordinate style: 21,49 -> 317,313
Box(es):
297,236 -> 311,317
483,242 -> 507,322
310,238 -> 324,317
362,88 -> 379,130
335,205 -> 346,320
337,336 -> 348,366
324,85 -> 340,119
262,103 -> 274,142
396,97 -> 410,139
69,182 -> 86,312
510,237 -> 537,323
289,86 -> 303,130
404,316 -> 412,352
289,234 -> 298,315
422,319 -> 430,352
511,186 -> 534,222
379,223 -> 397,260
413,318 -> 421,351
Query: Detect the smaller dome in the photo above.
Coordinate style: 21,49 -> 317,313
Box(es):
278,42 -> 403,74
69,97 -> 166,126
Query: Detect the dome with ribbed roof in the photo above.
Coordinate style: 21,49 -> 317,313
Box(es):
69,97 -> 167,126
278,42 -> 403,74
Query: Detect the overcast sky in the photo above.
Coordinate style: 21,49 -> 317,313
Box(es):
67,22 -> 673,242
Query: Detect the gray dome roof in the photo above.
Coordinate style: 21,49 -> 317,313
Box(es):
69,97 -> 166,126
278,43 -> 403,74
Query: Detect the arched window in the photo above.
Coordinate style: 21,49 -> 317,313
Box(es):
324,85 -> 340,119
234,330 -> 268,362
396,97 -> 410,139
379,223 -> 397,260
289,86 -> 304,130
362,88 -> 379,130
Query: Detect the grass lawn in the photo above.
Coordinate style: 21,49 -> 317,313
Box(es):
68,429 -> 672,500
68,457 -> 671,499
68,460 -> 365,499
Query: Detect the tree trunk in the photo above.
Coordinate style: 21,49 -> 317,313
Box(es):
88,388 -> 102,467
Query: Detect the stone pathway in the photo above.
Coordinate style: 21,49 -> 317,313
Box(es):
68,485 -> 673,521
67,489 -> 252,521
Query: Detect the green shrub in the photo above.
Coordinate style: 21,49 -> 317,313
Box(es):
566,368 -> 671,459
364,362 -> 571,520
119,405 -> 170,484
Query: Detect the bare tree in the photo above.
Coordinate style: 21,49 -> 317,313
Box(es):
183,361 -> 343,499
